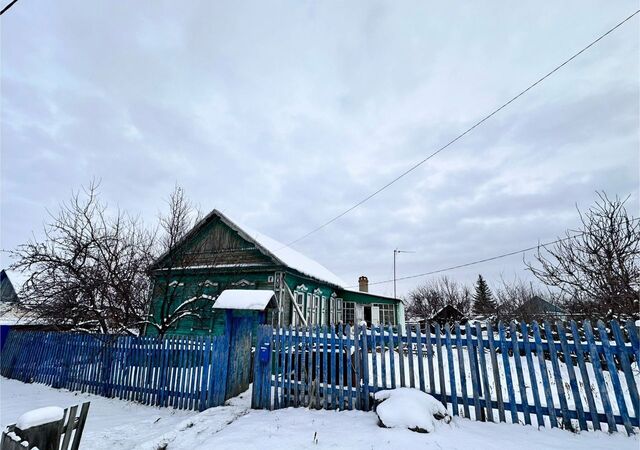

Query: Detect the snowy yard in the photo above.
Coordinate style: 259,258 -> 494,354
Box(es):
2,377 -> 638,449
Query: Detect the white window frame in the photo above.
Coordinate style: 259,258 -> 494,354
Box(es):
312,294 -> 320,325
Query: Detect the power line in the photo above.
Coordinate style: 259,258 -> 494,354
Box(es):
0,0 -> 19,16
350,218 -> 640,288
284,10 -> 640,248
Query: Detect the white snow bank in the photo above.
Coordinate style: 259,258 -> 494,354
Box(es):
212,289 -> 275,310
16,406 -> 64,429
375,388 -> 450,433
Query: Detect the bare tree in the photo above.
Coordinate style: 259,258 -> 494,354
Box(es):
144,185 -> 209,337
405,276 -> 472,321
10,181 -> 155,334
526,192 -> 639,321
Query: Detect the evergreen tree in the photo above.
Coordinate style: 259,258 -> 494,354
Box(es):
473,274 -> 496,316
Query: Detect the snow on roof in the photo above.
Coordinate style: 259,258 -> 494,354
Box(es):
217,211 -> 346,287
212,289 -> 276,311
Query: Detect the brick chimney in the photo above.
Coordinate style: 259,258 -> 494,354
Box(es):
358,276 -> 368,293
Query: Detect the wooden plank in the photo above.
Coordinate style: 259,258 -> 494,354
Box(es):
70,402 -> 91,450
314,326 -> 321,409
532,321 -> 557,428
625,319 -> 640,361
380,326 -> 387,390
306,326 -> 313,408
262,326 -> 274,410
596,320 -> 633,435
569,320 -> 600,430
298,327 -> 305,408
467,321 -> 483,421
556,321 -> 588,431
293,327 -> 300,407
498,322 -> 518,424
509,321 -> 530,425
415,323 -> 426,392
331,325 -> 338,409
337,324 -> 345,410
388,324 -> 396,390
520,321 -> 544,427
407,324 -> 415,389
543,321 -> 572,431
370,326 -> 379,394
455,322 -> 471,419
352,324 -> 361,410
486,322 -> 505,422
60,404 -> 78,450
475,322 -> 492,421
322,325 -> 329,409
424,322 -> 435,395
288,325 -> 294,407
434,323 -> 447,407
361,324 -> 370,411
199,336 -> 211,411
272,328 -> 280,409
444,323 -> 458,416
583,320 -> 616,431
346,324 -> 353,410
610,320 -> 639,421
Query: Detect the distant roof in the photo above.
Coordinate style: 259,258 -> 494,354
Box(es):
1,269 -> 18,303
514,296 -> 567,314
153,209 -> 346,288
212,289 -> 276,311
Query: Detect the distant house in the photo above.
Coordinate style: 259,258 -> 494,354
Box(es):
513,296 -> 568,320
147,209 -> 404,337
430,304 -> 466,325
0,269 -> 18,304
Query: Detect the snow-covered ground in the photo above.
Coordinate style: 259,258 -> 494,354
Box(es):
1,377 -> 638,450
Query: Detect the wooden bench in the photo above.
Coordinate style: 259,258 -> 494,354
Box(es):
1,402 -> 90,450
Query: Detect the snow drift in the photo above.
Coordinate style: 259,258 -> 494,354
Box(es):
374,388 -> 451,433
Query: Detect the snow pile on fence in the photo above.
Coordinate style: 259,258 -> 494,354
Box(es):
375,388 -> 450,433
16,406 -> 64,429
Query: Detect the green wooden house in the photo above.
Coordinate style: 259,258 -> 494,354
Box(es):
146,209 -> 404,337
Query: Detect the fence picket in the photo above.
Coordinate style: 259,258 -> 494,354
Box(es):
532,321 -> 557,428
361,324 -> 370,411
346,324 -> 353,410
415,324 -> 425,393
584,320 -> 616,431
610,320 -> 639,420
434,323 -> 447,408
475,322 -> 492,422
407,324 -> 415,389
444,323 -> 458,416
380,325 -> 387,390
596,320 -> 633,435
498,322 -> 518,424
467,322 -> 483,421
521,321 -> 544,427
330,325 -> 337,408
543,321 -> 572,431
509,322 -> 530,425
569,320 -> 600,430
353,324 -> 361,410
556,321 -> 588,431
425,322 -> 435,396
486,322 -> 505,422
455,322 -> 471,419
337,324 -> 345,410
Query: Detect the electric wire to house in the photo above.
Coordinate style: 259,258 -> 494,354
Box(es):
281,9 -> 640,250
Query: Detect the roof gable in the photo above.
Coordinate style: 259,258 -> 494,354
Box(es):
151,210 -> 345,288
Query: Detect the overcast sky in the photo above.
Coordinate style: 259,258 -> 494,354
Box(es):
1,1 -> 638,296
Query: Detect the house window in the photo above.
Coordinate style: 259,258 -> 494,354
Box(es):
336,298 -> 343,324
306,293 -> 312,323
379,304 -> 396,326
321,296 -> 327,325
312,295 -> 320,325
293,291 -> 305,326
344,301 -> 355,325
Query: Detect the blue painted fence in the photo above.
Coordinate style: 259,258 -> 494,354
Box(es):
252,319 -> 640,435
0,330 -> 236,411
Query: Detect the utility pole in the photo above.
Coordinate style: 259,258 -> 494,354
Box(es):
393,249 -> 414,299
